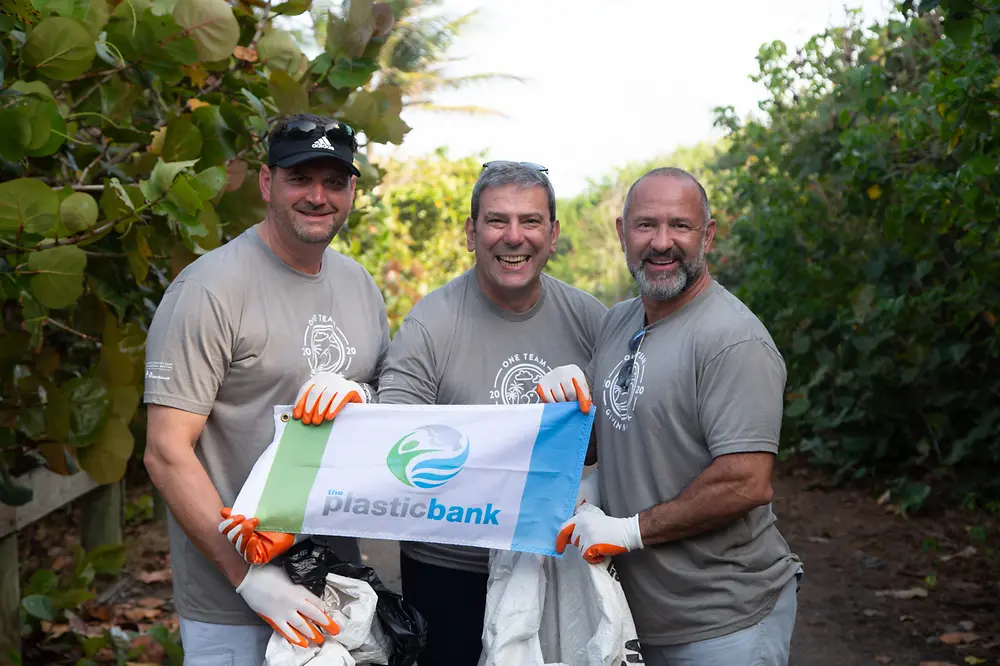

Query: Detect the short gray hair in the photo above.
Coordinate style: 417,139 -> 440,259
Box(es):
470,162 -> 557,223
621,167 -> 710,224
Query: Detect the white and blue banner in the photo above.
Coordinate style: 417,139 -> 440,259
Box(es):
231,402 -> 595,557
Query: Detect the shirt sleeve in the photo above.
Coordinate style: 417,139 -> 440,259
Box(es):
142,280 -> 235,415
583,305 -> 610,388
376,316 -> 438,405
582,298 -> 609,358
697,339 -> 787,458
371,294 -> 392,390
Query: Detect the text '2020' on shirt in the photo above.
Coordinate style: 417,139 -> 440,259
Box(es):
143,225 -> 389,625
586,280 -> 803,646
377,268 -> 608,574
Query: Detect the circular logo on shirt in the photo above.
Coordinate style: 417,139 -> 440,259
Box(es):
602,350 -> 646,431
302,314 -> 356,375
490,353 -> 552,405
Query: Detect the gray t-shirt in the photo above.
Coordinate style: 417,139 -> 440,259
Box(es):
378,269 -> 607,573
586,280 -> 802,646
143,225 -> 390,625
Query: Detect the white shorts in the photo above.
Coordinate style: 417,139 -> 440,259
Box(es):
179,616 -> 272,666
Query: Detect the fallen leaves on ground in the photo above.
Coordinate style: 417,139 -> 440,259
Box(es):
876,587 -> 929,600
134,569 -> 172,584
940,632 -> 979,645
123,607 -> 163,622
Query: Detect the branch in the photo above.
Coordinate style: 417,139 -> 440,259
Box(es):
71,70 -> 122,111
71,184 -> 105,192
250,0 -> 273,49
81,250 -> 127,258
75,147 -> 107,187
35,192 -> 167,250
45,318 -> 101,343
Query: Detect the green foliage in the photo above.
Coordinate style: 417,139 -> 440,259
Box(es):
21,543 -> 124,627
711,0 -> 1000,507
336,147 -> 477,330
0,0 -> 409,501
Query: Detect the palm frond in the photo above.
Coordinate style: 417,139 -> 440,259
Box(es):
406,102 -> 510,118
424,71 -> 528,91
381,10 -> 479,73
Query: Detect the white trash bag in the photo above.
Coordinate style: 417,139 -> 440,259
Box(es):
479,529 -> 644,666
265,571 -> 392,666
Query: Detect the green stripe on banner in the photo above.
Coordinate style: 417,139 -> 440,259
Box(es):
255,419 -> 332,533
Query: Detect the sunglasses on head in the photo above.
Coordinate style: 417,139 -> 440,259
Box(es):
482,161 -> 549,173
272,119 -> 356,143
615,327 -> 647,392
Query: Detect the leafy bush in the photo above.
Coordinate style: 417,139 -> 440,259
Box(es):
711,0 -> 1000,508
0,0 -> 409,502
335,147 -> 478,331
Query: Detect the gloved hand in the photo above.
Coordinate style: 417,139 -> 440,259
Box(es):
293,371 -> 367,425
556,502 -> 643,564
219,508 -> 296,565
534,364 -> 592,414
576,467 -> 601,509
236,563 -> 340,648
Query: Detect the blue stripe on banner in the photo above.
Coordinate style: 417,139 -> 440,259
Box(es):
511,402 -> 595,556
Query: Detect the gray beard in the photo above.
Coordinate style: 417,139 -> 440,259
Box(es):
627,247 -> 706,301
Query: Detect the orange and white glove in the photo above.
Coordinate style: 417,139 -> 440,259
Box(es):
218,508 -> 297,565
576,467 -> 601,509
236,563 -> 339,648
556,503 -> 643,564
535,364 -> 592,414
293,371 -> 369,425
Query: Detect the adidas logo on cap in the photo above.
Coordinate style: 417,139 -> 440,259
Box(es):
311,136 -> 336,151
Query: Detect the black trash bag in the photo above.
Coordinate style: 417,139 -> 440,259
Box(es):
274,538 -> 428,666
278,539 -> 342,598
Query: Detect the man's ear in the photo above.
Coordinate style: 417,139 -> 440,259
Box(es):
549,218 -> 561,253
465,216 -> 475,252
703,218 -> 717,254
616,216 -> 626,253
259,165 -> 273,203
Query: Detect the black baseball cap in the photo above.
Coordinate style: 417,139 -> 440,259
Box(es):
266,119 -> 361,177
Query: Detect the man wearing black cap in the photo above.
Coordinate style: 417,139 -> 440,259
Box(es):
143,113 -> 390,665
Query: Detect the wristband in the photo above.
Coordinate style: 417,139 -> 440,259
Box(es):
360,382 -> 378,404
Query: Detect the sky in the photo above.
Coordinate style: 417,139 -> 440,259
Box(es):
293,0 -> 901,197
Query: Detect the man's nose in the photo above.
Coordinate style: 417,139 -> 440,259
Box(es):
649,223 -> 674,252
504,221 -> 525,246
304,182 -> 327,205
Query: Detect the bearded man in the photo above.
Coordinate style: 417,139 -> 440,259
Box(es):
535,167 -> 803,666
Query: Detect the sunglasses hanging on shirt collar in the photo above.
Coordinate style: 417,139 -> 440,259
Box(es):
616,327 -> 648,392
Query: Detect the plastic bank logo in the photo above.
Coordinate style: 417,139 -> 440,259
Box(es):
321,425 -> 501,527
386,425 -> 470,489
321,491 -> 501,526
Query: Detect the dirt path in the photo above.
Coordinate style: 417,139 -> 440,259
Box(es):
359,469 -> 1000,666
17,468 -> 1000,665
775,469 -> 998,666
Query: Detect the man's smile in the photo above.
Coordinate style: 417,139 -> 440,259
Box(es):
496,254 -> 530,267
